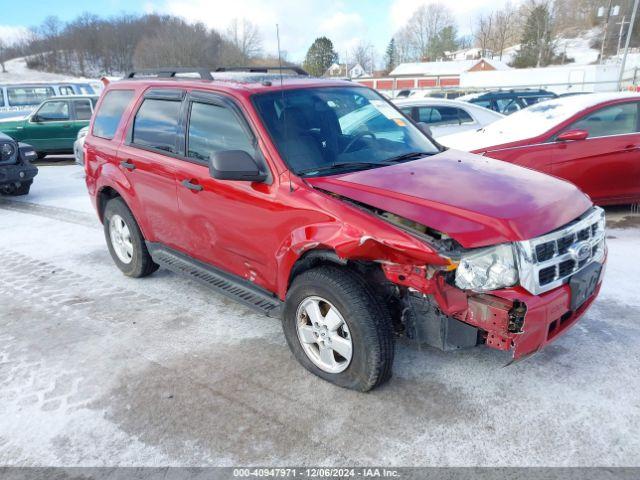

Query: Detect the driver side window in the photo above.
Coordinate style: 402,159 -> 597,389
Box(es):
187,102 -> 254,162
35,101 -> 70,122
565,102 -> 639,138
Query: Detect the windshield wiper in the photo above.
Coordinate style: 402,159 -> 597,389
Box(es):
297,161 -> 393,176
384,151 -> 434,163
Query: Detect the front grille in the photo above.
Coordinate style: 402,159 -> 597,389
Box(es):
517,207 -> 606,295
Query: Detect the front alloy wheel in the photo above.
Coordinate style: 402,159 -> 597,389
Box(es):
296,296 -> 353,374
283,266 -> 394,391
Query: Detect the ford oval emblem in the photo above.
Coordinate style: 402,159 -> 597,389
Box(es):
569,241 -> 591,262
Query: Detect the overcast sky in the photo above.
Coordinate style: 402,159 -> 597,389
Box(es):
0,0 -> 518,61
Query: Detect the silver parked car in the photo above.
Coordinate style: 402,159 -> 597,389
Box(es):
74,126 -> 88,165
393,97 -> 504,138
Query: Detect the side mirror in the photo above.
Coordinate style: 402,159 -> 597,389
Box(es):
209,150 -> 267,182
31,114 -> 41,123
416,122 -> 433,137
557,129 -> 588,142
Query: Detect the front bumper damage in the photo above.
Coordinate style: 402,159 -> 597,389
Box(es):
382,253 -> 606,359
0,162 -> 38,187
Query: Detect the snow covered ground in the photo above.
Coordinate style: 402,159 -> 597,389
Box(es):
0,165 -> 639,466
0,57 -> 97,84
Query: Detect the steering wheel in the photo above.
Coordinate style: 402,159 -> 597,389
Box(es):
342,131 -> 376,154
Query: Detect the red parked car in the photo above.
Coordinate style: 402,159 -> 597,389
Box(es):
440,92 -> 640,206
84,68 -> 606,391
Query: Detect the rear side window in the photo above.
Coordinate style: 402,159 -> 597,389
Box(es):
74,99 -> 93,120
187,102 -> 254,161
132,99 -> 182,153
470,99 -> 492,109
417,106 -> 473,126
93,90 -> 134,140
7,87 -> 55,107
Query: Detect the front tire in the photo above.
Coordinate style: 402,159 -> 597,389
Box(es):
283,266 -> 394,391
103,197 -> 158,278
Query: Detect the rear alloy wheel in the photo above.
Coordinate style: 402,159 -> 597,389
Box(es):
103,197 -> 158,278
283,266 -> 394,391
109,214 -> 134,264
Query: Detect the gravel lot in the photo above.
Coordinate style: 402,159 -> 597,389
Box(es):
1,164 -> 639,467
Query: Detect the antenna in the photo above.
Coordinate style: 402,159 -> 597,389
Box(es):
276,24 -> 293,193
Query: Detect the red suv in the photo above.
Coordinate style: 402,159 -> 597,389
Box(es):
84,68 -> 607,391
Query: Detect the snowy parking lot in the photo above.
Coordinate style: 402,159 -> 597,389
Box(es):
1,164 -> 639,466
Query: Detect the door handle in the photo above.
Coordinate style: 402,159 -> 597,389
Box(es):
62,124 -> 71,128
181,179 -> 203,191
120,160 -> 136,170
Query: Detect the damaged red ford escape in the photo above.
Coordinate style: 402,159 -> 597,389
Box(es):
84,68 -> 606,391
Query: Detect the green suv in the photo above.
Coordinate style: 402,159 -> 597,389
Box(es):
0,95 -> 98,158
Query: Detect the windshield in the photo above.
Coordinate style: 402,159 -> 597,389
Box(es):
253,86 -> 439,176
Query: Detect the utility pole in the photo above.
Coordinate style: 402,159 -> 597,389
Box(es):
599,0 -> 615,63
619,0 -> 640,88
616,15 -> 629,57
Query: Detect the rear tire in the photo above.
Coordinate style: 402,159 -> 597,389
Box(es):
283,266 -> 394,391
103,197 -> 158,278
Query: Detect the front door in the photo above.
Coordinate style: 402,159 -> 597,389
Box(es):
24,99 -> 73,151
175,92 -> 279,291
551,101 -> 640,204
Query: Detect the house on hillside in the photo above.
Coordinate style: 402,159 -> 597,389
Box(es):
324,62 -> 368,79
445,48 -> 494,61
356,58 -> 510,92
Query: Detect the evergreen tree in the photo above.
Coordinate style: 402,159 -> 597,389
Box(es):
384,38 -> 397,73
303,37 -> 338,77
512,3 -> 557,68
430,25 -> 459,58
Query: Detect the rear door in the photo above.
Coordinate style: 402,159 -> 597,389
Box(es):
551,101 -> 640,204
115,89 -> 185,248
69,98 -> 94,148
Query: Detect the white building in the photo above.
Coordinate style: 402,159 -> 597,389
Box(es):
325,62 -> 368,79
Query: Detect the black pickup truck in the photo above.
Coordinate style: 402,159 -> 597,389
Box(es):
0,132 -> 38,196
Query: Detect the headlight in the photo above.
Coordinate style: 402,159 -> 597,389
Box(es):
77,128 -> 89,140
455,243 -> 518,291
1,142 -> 15,161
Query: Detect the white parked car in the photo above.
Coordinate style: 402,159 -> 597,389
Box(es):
74,126 -> 88,165
393,98 -> 504,138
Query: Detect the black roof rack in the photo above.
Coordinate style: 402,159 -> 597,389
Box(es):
125,68 -> 214,80
124,66 -> 310,81
214,66 -> 309,76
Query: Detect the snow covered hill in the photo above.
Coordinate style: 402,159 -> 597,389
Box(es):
0,57 -> 97,84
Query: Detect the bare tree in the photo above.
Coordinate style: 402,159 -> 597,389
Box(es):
0,38 -> 7,73
225,18 -> 262,64
475,13 -> 494,57
396,3 -> 456,60
351,42 -> 375,74
491,4 -> 519,60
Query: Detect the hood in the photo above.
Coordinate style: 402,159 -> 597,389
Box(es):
306,149 -> 592,248
437,129 -> 526,152
0,119 -> 26,131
